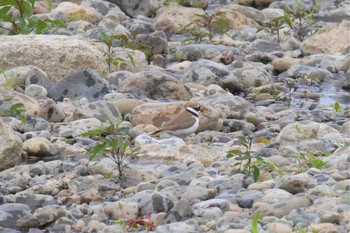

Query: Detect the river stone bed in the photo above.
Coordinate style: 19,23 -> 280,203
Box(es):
0,0 -> 349,233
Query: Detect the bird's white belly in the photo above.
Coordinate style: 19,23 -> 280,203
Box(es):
166,117 -> 199,137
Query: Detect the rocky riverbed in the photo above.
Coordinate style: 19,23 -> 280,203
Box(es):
0,0 -> 349,233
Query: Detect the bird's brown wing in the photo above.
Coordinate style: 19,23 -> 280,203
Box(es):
159,110 -> 196,131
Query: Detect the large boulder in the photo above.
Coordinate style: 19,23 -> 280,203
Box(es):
0,35 -> 108,82
0,119 -> 22,171
301,20 -> 350,55
129,101 -> 222,133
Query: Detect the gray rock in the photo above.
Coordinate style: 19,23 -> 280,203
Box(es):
231,67 -> 272,92
24,85 -> 48,99
276,174 -> 317,194
123,17 -> 154,34
109,0 -> 164,17
257,193 -> 313,218
175,44 -> 240,62
38,99 -> 65,123
161,199 -> 193,224
250,39 -> 282,53
152,192 -> 174,213
0,203 -> 33,229
72,100 -> 121,123
22,137 -> 57,158
125,190 -> 154,216
191,84 -> 259,119
287,65 -> 334,83
156,221 -> 197,233
121,70 -> 192,101
33,205 -> 69,226
0,119 -> 22,171
81,0 -> 128,17
49,69 -> 111,102
183,59 -> 240,93
134,30 -> 168,55
108,71 -> 133,89
24,67 -> 53,91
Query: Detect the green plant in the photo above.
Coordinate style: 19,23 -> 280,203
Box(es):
0,96 -> 27,123
284,79 -> 297,107
251,211 -> 261,233
289,152 -> 327,173
226,135 -> 282,182
283,0 -> 320,41
331,101 -> 344,113
81,118 -> 138,183
116,213 -> 155,231
182,11 -> 229,44
0,68 -> 15,90
257,16 -> 286,43
0,0 -> 65,34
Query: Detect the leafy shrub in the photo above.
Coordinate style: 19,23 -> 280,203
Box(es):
0,0 -> 65,34
182,11 -> 229,44
81,118 -> 138,183
226,135 -> 282,182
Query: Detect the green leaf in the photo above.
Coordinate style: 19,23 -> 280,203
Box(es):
127,53 -> 135,67
227,150 -> 239,159
283,13 -> 293,27
35,21 -> 48,34
81,128 -> 105,137
255,137 -> 270,145
323,151 -> 332,157
252,165 -> 260,182
89,141 -> 108,160
0,6 -> 11,17
238,136 -> 248,147
309,154 -> 327,169
251,211 -> 261,233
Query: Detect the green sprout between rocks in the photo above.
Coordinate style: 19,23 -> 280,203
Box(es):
284,0 -> 320,41
258,0 -> 320,42
250,211 -> 261,233
257,16 -> 286,43
289,152 -> 328,174
226,135 -> 282,182
331,101 -> 344,113
81,118 -> 139,184
0,96 -> 27,123
0,0 -> 65,35
95,32 -> 135,73
182,11 -> 229,44
0,68 -> 27,123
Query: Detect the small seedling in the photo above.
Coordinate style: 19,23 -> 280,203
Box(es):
81,118 -> 138,184
0,68 -> 15,90
0,0 -> 65,35
284,79 -> 297,107
227,135 -> 282,182
257,16 -> 286,43
331,101 -> 344,113
182,11 -> 229,43
289,152 -> 327,173
0,96 -> 27,123
251,211 -> 261,233
283,0 -> 320,41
